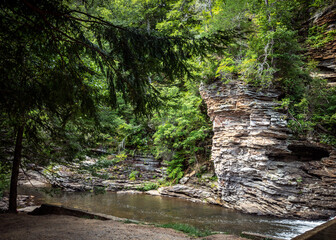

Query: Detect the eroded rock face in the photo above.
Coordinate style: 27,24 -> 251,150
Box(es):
159,184 -> 220,205
307,4 -> 336,85
200,80 -> 336,219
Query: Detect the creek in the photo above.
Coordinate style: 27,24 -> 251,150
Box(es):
19,186 -> 325,240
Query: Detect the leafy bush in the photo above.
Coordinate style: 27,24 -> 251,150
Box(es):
307,25 -> 336,49
152,84 -> 213,182
211,0 -> 336,145
166,156 -> 185,183
136,182 -> 158,191
114,152 -> 127,162
157,178 -> 174,187
129,171 -> 140,181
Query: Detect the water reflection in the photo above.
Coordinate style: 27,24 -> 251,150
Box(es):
19,187 -> 325,239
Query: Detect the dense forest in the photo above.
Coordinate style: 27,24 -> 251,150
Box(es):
1,0 -> 336,213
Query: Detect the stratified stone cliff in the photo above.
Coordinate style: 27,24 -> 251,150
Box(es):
200,81 -> 336,219
307,4 -> 336,85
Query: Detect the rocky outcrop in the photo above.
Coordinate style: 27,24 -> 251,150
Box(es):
17,154 -> 164,192
158,172 -> 221,205
200,80 -> 336,219
0,195 -> 36,212
44,155 -> 164,192
19,169 -> 50,188
159,184 -> 220,205
17,154 -> 223,208
307,4 -> 336,85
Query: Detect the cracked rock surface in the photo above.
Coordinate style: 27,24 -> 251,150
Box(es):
200,80 -> 336,219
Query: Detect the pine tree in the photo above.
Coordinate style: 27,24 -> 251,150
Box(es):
0,0 -> 231,212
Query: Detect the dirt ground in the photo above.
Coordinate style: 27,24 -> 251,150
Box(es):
0,213 -> 248,240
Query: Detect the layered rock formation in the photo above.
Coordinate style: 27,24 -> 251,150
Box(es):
307,4 -> 336,85
19,155 -> 165,192
159,183 -> 220,205
200,81 -> 336,219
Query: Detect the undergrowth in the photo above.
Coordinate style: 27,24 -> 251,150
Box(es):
157,223 -> 213,237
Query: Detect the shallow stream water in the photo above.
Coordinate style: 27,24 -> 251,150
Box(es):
19,186 -> 326,240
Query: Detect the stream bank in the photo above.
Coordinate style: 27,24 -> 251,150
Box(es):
0,212 -> 248,240
0,156 -> 328,240
3,186 -> 327,240
15,153 -> 221,208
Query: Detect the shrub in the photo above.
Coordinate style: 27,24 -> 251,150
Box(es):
129,170 -> 140,181
136,182 -> 158,191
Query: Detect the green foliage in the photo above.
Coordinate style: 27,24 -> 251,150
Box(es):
239,1 -> 307,96
115,152 -> 127,162
216,53 -> 238,79
296,177 -> 303,184
97,159 -> 114,169
91,78 -> 213,183
136,182 -> 159,191
156,0 -> 207,36
93,186 -> 106,195
123,219 -> 138,224
208,0 -> 251,33
79,157 -> 114,179
166,158 -> 185,182
210,175 -> 218,182
0,118 -> 12,198
1,0 -> 335,201
151,83 -> 213,182
206,0 -> 336,145
129,170 -> 140,181
158,223 -> 213,237
309,0 -> 335,8
319,134 -> 336,146
308,80 -> 336,143
278,75 -> 336,143
307,24 -> 336,49
0,1 -> 233,206
0,163 -> 10,198
157,178 -> 175,187
287,97 -> 314,136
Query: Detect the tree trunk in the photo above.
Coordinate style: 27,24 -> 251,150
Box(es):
8,125 -> 24,213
